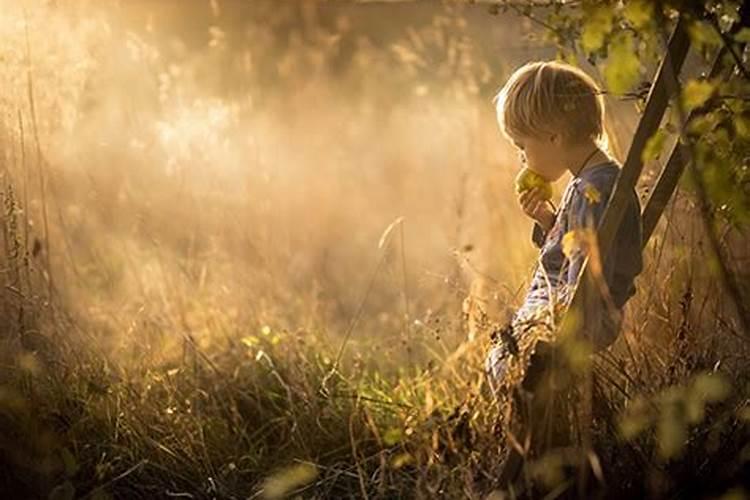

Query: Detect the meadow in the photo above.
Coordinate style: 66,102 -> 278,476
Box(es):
0,1 -> 748,498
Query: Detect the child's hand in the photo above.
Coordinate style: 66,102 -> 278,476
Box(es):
518,187 -> 555,232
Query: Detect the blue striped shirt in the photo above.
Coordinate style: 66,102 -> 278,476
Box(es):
514,159 -> 643,346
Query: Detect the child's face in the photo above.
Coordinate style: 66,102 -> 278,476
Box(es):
512,133 -> 566,182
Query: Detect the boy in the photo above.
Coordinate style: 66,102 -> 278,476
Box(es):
483,60 -> 643,393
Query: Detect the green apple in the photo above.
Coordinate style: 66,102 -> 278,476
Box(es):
515,167 -> 553,200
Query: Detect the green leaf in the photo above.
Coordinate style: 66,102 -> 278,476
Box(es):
619,406 -> 650,440
657,412 -> 687,459
618,395 -> 651,441
691,372 -> 730,403
687,111 -> 719,136
734,113 -> 750,140
685,392 -> 706,424
700,148 -> 739,220
603,32 -> 641,95
262,463 -> 318,499
735,27 -> 750,43
642,129 -> 668,163
687,20 -> 722,50
657,389 -> 688,459
681,79 -> 716,113
383,427 -> 403,446
583,184 -> 602,204
715,0 -> 741,31
581,6 -> 614,54
390,452 -> 413,469
623,0 -> 654,29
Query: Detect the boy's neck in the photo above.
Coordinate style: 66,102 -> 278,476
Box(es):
564,141 -> 611,177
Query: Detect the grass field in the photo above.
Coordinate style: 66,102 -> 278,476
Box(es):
0,1 -> 748,498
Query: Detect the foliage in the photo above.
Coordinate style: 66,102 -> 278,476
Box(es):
493,0 -> 750,228
0,1 -> 748,499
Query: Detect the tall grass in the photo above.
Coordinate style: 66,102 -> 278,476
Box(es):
0,1 -> 748,498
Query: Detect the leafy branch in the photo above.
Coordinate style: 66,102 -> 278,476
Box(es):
653,0 -> 750,336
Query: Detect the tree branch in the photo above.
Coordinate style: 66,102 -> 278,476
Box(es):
705,10 -> 750,81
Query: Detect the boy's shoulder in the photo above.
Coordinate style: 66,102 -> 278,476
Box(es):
577,159 -> 620,184
570,160 -> 621,198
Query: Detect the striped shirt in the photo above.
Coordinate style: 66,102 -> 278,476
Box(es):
515,159 -> 643,348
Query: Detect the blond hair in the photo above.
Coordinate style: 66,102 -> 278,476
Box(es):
494,60 -> 606,148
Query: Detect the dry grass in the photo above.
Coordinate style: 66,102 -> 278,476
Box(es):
0,1 -> 748,499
